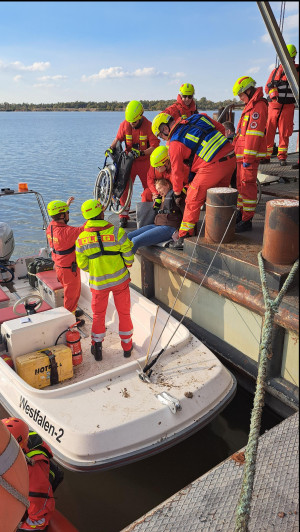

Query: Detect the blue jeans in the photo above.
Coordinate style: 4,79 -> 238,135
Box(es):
128,224 -> 176,254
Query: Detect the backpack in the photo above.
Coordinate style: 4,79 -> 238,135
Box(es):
27,257 -> 54,288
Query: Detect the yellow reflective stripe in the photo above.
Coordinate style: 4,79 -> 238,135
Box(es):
236,153 -> 244,159
139,135 -> 147,140
243,115 -> 249,120
180,222 -> 195,231
245,130 -> 265,137
257,152 -> 266,157
199,131 -> 222,158
199,116 -> 214,127
244,149 -> 258,155
244,199 -> 257,204
125,135 -> 132,139
201,134 -> 227,162
278,147 -> 288,152
185,133 -> 199,143
243,205 -> 257,211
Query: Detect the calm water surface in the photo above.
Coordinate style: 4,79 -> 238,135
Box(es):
0,112 -> 288,531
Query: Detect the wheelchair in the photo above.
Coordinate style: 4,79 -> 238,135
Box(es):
94,142 -> 134,214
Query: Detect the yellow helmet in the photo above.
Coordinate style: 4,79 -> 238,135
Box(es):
151,113 -> 173,137
287,44 -> 297,58
125,100 -> 144,123
232,76 -> 256,96
81,199 -> 103,220
150,146 -> 169,168
179,83 -> 195,96
47,200 -> 68,216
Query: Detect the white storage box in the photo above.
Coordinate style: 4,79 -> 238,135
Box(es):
1,307 -> 75,365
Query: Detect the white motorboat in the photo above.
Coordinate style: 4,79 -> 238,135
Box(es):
0,187 -> 236,471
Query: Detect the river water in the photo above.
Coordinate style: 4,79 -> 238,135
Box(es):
0,111 -> 290,531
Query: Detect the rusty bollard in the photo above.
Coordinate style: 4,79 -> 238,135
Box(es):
205,187 -> 238,243
262,199 -> 299,265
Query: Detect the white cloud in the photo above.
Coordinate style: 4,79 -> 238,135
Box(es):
0,60 -> 50,72
81,66 -> 174,82
261,33 -> 272,44
13,75 -> 22,82
247,66 -> 260,74
33,82 -> 55,88
37,75 -> 67,81
283,14 -> 299,31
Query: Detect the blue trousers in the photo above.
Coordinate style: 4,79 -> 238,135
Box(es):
128,224 -> 176,254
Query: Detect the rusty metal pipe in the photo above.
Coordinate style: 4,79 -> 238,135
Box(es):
262,199 -> 299,265
205,188 -> 238,244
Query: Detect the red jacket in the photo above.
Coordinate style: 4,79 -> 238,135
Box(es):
116,116 -> 159,160
146,166 -> 172,195
164,94 -> 198,121
46,221 -> 85,268
233,87 -> 268,164
265,63 -> 299,103
168,115 -> 230,194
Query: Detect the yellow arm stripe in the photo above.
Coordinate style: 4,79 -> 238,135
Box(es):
245,130 -> 265,137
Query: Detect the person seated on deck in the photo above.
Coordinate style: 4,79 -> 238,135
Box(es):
75,199 -> 135,362
141,145 -> 173,202
2,417 -> 63,532
128,178 -> 186,254
163,83 -> 198,121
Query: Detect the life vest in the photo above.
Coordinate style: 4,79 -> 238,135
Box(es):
76,220 -> 134,291
157,190 -> 177,214
169,114 -> 229,163
267,64 -> 299,104
124,120 -> 150,151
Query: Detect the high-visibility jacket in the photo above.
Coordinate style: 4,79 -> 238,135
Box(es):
116,116 -> 159,159
19,432 -> 55,531
75,220 -> 134,291
265,63 -> 299,104
233,87 -> 268,164
164,94 -> 198,121
46,221 -> 85,268
168,114 -> 230,194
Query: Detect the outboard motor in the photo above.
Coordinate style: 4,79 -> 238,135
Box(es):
0,222 -> 15,261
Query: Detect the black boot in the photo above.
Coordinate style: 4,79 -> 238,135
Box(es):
75,309 -> 84,318
123,346 -> 132,358
260,158 -> 270,164
235,219 -> 253,233
236,209 -> 242,224
279,160 -> 287,166
120,218 -> 128,228
169,236 -> 186,250
91,342 -> 102,361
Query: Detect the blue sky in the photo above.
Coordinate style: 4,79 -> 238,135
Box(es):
0,1 -> 298,104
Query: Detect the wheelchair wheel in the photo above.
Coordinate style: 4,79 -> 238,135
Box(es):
256,178 -> 262,205
94,166 -> 114,211
110,178 -> 133,214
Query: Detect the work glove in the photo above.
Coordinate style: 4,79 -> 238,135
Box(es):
243,162 -> 251,168
173,192 -> 182,207
131,148 -> 140,159
105,147 -> 114,157
153,196 -> 162,211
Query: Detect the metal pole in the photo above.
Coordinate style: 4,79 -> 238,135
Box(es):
257,1 -> 299,107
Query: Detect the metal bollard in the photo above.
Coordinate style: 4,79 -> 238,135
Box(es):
262,199 -> 299,265
205,187 -> 238,243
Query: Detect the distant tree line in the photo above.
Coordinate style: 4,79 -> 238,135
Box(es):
0,97 -> 237,112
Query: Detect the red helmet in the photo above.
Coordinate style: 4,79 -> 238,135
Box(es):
2,417 -> 29,449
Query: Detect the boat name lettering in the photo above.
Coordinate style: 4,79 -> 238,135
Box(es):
19,395 -> 64,443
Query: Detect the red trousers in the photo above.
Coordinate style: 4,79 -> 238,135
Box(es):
120,159 -> 149,218
179,155 -> 236,237
141,187 -> 153,202
55,266 -> 81,313
266,102 -> 295,160
236,161 -> 259,221
90,279 -> 133,350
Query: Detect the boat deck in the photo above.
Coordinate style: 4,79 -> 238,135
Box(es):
122,411 -> 299,532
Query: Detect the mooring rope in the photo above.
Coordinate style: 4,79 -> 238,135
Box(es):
235,252 -> 299,532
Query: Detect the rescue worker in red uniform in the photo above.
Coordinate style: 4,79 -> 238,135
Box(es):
232,76 -> 268,232
151,112 -> 236,249
46,197 -> 85,320
76,199 -> 134,361
163,83 -> 198,121
141,145 -> 174,202
263,44 -> 299,166
105,100 -> 159,228
2,418 -> 63,532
